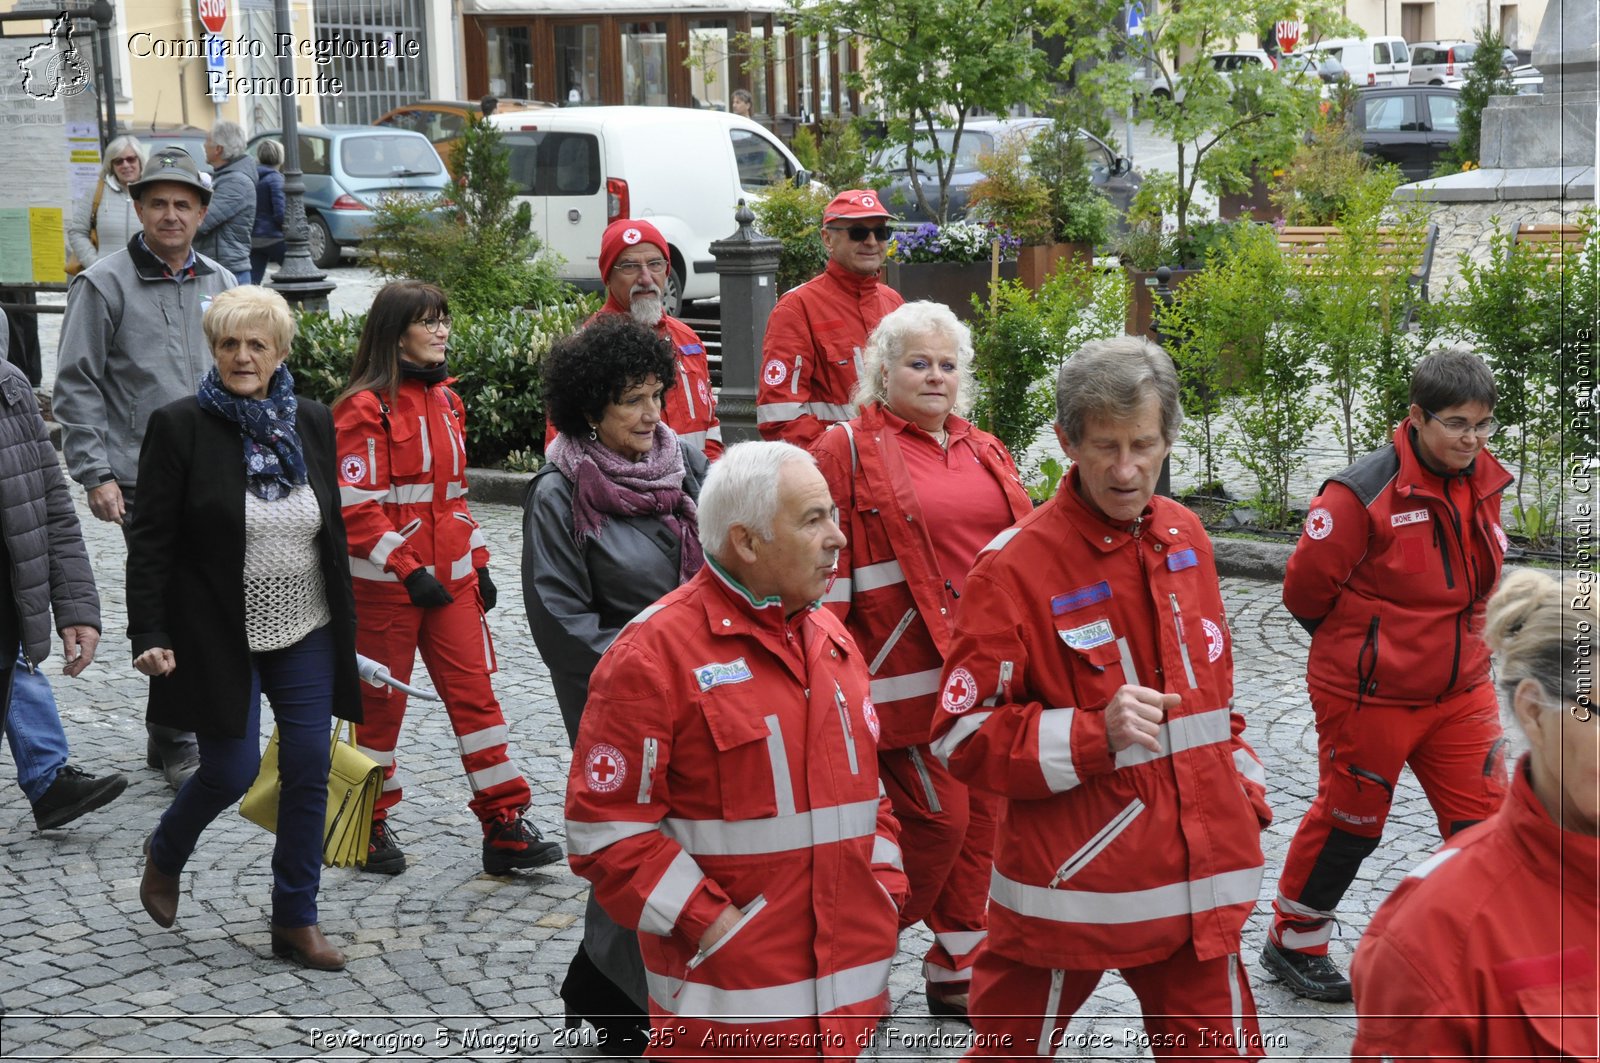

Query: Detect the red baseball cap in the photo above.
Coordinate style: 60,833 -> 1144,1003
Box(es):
599,219 -> 668,278
823,189 -> 892,223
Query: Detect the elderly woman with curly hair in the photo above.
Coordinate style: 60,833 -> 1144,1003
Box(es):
810,299 -> 1033,1021
524,312 -> 707,1054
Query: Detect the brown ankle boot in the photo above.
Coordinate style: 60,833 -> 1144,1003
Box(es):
269,923 -> 346,971
139,834 -> 179,928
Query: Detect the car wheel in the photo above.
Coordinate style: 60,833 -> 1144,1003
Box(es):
1153,87 -> 1172,100
664,262 -> 685,318
307,214 -> 340,269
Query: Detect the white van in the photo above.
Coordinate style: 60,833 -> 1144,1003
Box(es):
486,107 -> 807,311
1314,35 -> 1412,87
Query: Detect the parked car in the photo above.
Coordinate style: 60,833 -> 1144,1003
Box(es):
1347,85 -> 1461,181
116,125 -> 212,175
485,106 -> 807,312
1280,51 -> 1348,96
374,98 -> 551,168
876,117 -> 1141,227
1313,35 -> 1412,86
245,125 -> 452,268
1409,40 -> 1474,85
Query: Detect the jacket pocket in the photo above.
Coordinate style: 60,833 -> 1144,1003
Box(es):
1048,798 -> 1146,887
699,695 -> 787,821
386,413 -> 426,478
1054,614 -> 1126,706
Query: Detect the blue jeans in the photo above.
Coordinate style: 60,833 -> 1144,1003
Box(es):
232,269 -> 252,286
1,653 -> 70,803
148,624 -> 337,928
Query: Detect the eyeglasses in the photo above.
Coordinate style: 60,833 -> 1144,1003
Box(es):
612,258 -> 669,277
826,224 -> 892,243
416,316 -> 452,334
111,155 -> 140,166
1423,409 -> 1498,438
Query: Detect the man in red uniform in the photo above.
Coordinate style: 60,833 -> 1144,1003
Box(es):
565,440 -> 906,1058
756,190 -> 904,448
930,338 -> 1272,1060
1262,350 -> 1511,1002
544,219 -> 722,459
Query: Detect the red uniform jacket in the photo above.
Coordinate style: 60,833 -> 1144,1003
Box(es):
1352,757 -> 1599,1061
544,304 -> 723,460
929,470 -> 1270,970
756,261 -> 904,449
565,562 -> 906,1058
333,378 -> 489,598
1284,422 -> 1513,705
812,403 -> 1032,749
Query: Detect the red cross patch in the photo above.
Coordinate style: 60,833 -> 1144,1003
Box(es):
763,359 -> 788,387
861,696 -> 880,741
339,454 -> 368,484
1306,506 -> 1334,540
585,743 -> 627,793
622,227 -> 643,245
1202,617 -> 1225,663
942,667 -> 978,714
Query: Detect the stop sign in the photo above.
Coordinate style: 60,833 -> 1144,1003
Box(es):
1275,19 -> 1301,54
197,0 -> 226,35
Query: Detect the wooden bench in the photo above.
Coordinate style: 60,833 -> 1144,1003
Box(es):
1510,221 -> 1588,268
1277,222 -> 1440,304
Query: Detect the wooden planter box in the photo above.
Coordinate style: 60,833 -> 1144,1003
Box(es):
885,259 -> 1019,321
1124,266 -> 1202,339
1219,173 -> 1276,221
1017,242 -> 1093,290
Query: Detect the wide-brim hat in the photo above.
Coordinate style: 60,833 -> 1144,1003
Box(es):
128,147 -> 212,205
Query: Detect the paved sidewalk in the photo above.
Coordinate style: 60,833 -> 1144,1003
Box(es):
0,489 -> 1462,1061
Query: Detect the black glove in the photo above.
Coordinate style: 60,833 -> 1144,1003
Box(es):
404,569 -> 455,608
477,567 -> 497,612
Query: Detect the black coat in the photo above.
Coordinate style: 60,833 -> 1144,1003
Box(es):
127,395 -> 361,738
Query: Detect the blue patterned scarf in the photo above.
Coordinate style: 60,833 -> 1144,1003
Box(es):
196,364 -> 308,501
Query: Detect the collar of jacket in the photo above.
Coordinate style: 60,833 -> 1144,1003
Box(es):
1053,464 -> 1187,555
1394,420 -> 1513,501
823,258 -> 883,294
129,233 -> 212,281
1503,754 -> 1599,896
871,400 -> 973,447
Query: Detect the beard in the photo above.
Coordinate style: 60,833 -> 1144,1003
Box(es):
629,290 -> 664,326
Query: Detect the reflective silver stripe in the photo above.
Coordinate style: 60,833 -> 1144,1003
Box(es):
366,437 -> 377,483
349,556 -> 402,582
1116,637 -> 1140,687
638,737 -> 658,804
457,723 -> 509,756
1114,708 -> 1231,770
368,530 -> 407,569
871,834 -> 903,870
832,687 -> 859,775
678,430 -> 708,452
388,483 -> 434,505
707,424 -> 723,443
565,818 -> 658,856
757,402 -> 804,424
1037,707 -> 1079,792
451,552 -> 476,581
660,798 -> 878,857
868,608 -> 917,675
1233,747 -> 1266,787
340,485 -> 386,507
991,865 -> 1263,925
854,560 -> 906,592
804,401 -> 855,421
646,956 -> 891,1021
821,578 -> 852,604
869,668 -> 941,704
934,929 -> 986,955
357,744 -> 394,767
763,714 -> 798,816
627,602 -> 669,629
981,527 -> 1021,554
467,760 -> 522,793
1170,594 -> 1199,689
1049,798 -> 1145,887
907,745 -> 941,814
1280,922 -> 1333,950
467,526 -> 487,551
1039,969 -> 1065,1057
1273,893 -> 1333,921
1227,954 -> 1244,1053
418,415 -> 432,472
687,894 -> 764,969
639,850 -> 704,936
925,962 -> 971,983
1405,848 -> 1461,881
930,710 -> 991,767
446,481 -> 469,499
791,355 -> 803,394
380,775 -> 402,793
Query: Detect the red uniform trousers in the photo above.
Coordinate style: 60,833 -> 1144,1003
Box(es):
354,588 -> 532,826
1270,682 -> 1507,953
963,941 -> 1264,1061
880,744 -> 998,995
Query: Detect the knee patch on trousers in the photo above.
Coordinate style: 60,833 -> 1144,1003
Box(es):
1299,828 -> 1382,912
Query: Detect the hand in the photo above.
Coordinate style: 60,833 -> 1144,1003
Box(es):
697,904 -> 743,953
476,567 -> 497,612
134,647 -> 176,677
404,569 -> 455,608
87,482 -> 124,524
59,625 -> 99,677
1105,685 -> 1180,754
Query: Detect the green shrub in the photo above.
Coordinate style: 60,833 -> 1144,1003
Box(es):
751,181 -> 833,293
1447,26 -> 1512,169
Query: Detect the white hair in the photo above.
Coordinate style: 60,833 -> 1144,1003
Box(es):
209,119 -> 247,160
698,441 -> 816,556
852,300 -> 978,416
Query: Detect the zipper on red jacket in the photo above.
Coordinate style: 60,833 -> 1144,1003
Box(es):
834,681 -> 860,774
1354,615 -> 1380,709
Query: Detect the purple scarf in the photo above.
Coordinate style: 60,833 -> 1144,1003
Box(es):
546,423 -> 704,582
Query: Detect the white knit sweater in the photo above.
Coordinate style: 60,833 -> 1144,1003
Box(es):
243,485 -> 331,653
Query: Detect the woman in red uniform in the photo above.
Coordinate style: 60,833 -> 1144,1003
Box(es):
1351,567 -> 1598,1059
810,300 -> 1032,1020
334,281 -> 560,876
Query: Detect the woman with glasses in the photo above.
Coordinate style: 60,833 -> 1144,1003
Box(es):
333,281 -> 562,878
66,135 -> 146,272
1352,567 -> 1598,1058
1262,350 -> 1513,1004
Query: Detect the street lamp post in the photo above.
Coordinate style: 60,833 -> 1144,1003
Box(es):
87,0 -> 115,148
268,0 -> 335,309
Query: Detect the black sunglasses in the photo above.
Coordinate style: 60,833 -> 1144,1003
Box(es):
826,224 -> 892,243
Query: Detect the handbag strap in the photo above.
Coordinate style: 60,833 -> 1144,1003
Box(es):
329,717 -> 355,755
88,177 -> 105,247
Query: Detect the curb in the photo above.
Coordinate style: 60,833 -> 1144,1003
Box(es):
1212,538 -> 1294,582
467,466 -> 536,508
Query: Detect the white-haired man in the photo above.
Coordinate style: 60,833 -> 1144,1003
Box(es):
565,440 -> 905,1058
197,119 -> 256,285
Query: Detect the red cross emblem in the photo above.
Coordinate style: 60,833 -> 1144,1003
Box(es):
942,667 -> 978,714
1306,506 -> 1333,541
585,743 -> 627,793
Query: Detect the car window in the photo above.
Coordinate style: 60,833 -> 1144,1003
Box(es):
1362,94 -> 1419,132
1373,42 -> 1391,65
298,136 -> 330,176
1426,94 -> 1460,133
423,112 -> 467,144
499,131 -> 600,196
1455,43 -> 1477,62
1412,46 -> 1436,65
730,129 -> 794,189
340,134 -> 443,177
1390,40 -> 1408,63
378,109 -> 421,134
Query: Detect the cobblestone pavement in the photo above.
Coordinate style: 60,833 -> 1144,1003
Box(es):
0,480 -> 1479,1063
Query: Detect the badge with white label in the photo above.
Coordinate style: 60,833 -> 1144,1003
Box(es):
694,658 -> 753,692
1059,618 -> 1114,651
1391,509 -> 1430,527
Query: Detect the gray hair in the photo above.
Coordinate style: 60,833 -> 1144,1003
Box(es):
853,300 -> 978,417
1055,336 -> 1183,446
1485,568 -> 1598,717
254,138 -> 284,168
99,135 -> 147,184
698,441 -> 817,556
209,119 -> 247,160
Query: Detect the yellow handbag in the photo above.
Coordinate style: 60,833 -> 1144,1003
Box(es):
240,718 -> 382,868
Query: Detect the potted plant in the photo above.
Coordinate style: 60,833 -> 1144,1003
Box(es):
885,220 -> 1020,320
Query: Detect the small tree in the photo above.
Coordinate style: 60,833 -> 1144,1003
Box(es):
750,181 -> 833,293
1445,26 -> 1512,170
790,116 -> 879,193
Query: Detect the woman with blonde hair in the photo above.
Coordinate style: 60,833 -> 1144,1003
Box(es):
1352,567 -> 1598,1058
66,135 -> 146,270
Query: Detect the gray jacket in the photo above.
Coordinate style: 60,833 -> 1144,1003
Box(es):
66,176 -> 140,270
53,236 -> 235,490
194,153 -> 256,272
522,440 -> 707,744
0,360 -> 100,664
